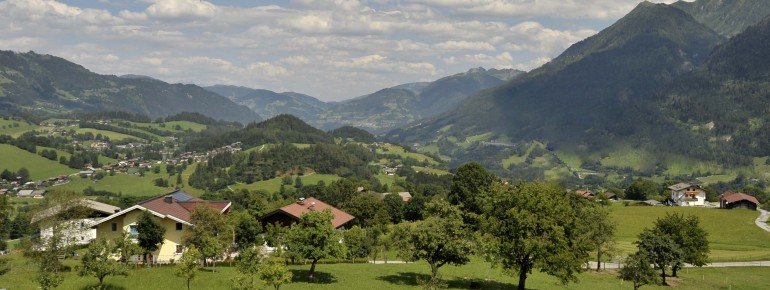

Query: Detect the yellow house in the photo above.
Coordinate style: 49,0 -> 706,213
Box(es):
91,190 -> 231,263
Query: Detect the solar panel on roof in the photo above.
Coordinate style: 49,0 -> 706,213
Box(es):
169,191 -> 194,201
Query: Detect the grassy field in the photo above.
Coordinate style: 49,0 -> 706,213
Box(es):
412,166 -> 450,176
52,170 -> 175,197
74,128 -> 140,142
0,144 -> 77,180
611,204 -> 770,262
0,118 -> 38,137
128,121 -> 207,133
377,144 -> 438,165
1,253 -> 769,290
36,146 -> 119,165
231,174 -> 342,193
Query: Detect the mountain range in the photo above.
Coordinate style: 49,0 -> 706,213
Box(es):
0,51 -> 262,124
206,68 -> 523,133
387,0 -> 770,174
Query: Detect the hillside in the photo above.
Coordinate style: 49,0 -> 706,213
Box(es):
387,2 -> 741,177
0,51 -> 262,123
673,0 -> 770,37
315,67 -> 523,132
659,14 -> 770,158
204,85 -> 329,121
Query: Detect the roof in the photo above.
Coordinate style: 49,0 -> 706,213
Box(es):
576,190 -> 595,197
32,199 -> 120,224
265,197 -> 355,229
397,192 -> 412,201
720,191 -> 759,205
91,190 -> 231,227
668,182 -> 700,191
17,190 -> 34,196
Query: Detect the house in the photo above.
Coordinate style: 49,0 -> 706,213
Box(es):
33,199 -> 121,247
91,190 -> 231,263
575,190 -> 595,198
261,197 -> 355,229
17,189 -> 34,198
668,183 -> 706,207
601,192 -> 619,201
720,191 -> 760,210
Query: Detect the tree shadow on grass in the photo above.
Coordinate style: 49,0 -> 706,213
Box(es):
79,283 -> 128,290
378,272 -> 518,290
290,269 -> 337,284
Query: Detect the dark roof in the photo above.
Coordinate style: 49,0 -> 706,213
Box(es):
720,191 -> 759,206
265,197 -> 355,229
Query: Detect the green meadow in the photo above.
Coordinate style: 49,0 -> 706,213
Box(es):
231,174 -> 342,193
1,254 -> 768,290
610,203 -> 770,262
0,144 -> 76,180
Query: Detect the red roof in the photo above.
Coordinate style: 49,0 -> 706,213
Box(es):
576,190 -> 595,197
720,191 -> 759,205
139,191 -> 231,223
268,197 -> 355,229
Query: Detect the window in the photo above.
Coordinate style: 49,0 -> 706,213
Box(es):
111,223 -> 117,232
129,225 -> 138,238
176,245 -> 184,254
176,223 -> 183,231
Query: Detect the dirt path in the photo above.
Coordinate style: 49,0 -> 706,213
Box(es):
588,261 -> 770,270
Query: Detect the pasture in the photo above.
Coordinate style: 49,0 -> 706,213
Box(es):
0,144 -> 76,180
0,118 -> 38,137
1,253 -> 769,290
231,174 -> 342,193
74,128 -> 139,142
52,170 -> 175,197
610,203 -> 770,262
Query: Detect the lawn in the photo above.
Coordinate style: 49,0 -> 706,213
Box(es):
231,174 -> 342,193
0,118 -> 38,137
74,128 -> 140,142
611,204 -> 770,262
0,144 -> 77,180
52,170 -> 175,197
1,253 -> 769,290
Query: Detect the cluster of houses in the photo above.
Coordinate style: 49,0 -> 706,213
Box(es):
573,182 -> 762,210
0,175 -> 70,198
34,191 -> 356,264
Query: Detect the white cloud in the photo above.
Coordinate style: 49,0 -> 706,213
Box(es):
434,40 -> 496,51
144,0 -> 217,21
0,0 -> 651,100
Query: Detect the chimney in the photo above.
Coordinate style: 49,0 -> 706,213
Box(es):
297,197 -> 305,205
309,202 -> 316,210
164,196 -> 173,204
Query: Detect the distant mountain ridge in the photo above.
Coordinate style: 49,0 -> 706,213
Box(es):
207,67 -> 523,133
314,67 -> 524,133
673,0 -> 770,37
0,51 -> 261,123
204,85 -> 329,121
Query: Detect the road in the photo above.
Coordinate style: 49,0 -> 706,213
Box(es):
587,261 -> 770,270
756,209 -> 770,233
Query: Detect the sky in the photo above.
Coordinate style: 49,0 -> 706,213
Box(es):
0,0 -> 680,101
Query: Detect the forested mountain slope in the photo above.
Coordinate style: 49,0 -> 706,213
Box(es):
0,51 -> 261,124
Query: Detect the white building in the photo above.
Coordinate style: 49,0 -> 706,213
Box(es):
668,183 -> 706,207
33,199 -> 121,247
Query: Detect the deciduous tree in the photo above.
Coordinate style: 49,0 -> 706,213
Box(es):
183,205 -> 233,270
619,252 -> 658,290
481,182 -> 593,290
635,228 -> 682,285
175,246 -> 200,290
652,213 -> 709,277
259,259 -> 293,290
79,238 -> 128,287
285,209 -> 344,279
392,199 -> 472,288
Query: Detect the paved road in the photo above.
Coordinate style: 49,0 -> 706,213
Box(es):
587,261 -> 770,270
756,209 -> 770,233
